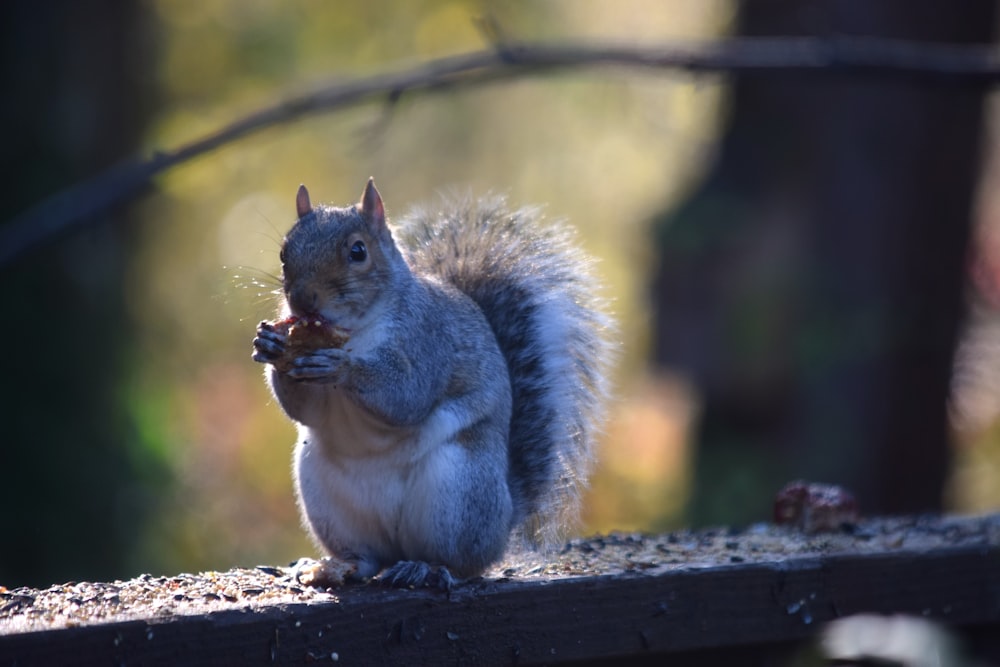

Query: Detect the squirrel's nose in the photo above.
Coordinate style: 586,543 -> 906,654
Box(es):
287,286 -> 319,315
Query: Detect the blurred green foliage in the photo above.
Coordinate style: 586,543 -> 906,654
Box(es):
1,0 -> 731,587
128,0 -> 731,578
4,0 -> 998,589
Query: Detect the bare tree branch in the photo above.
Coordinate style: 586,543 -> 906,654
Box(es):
3,36 -> 999,266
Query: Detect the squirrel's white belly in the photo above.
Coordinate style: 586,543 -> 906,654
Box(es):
292,387 -> 470,569
295,437 -> 408,566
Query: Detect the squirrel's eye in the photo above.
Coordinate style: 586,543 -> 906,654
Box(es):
279,247 -> 287,264
349,240 -> 368,263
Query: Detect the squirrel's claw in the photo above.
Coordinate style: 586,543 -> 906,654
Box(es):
286,349 -> 347,383
379,561 -> 456,591
252,335 -> 285,363
252,321 -> 287,363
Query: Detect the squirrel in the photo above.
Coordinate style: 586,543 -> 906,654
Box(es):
252,178 -> 614,588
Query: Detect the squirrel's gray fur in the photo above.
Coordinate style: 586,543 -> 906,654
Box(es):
396,196 -> 613,543
253,179 -> 614,586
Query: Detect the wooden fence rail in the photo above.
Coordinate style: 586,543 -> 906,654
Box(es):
2,514 -> 998,666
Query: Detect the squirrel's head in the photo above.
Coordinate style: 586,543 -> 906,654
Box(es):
278,178 -> 402,329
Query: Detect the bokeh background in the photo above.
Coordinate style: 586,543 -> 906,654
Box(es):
2,0 -> 999,588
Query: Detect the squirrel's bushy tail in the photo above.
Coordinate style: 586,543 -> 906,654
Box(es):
396,195 -> 615,544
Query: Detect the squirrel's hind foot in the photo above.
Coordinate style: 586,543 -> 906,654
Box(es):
290,556 -> 360,588
379,561 -> 456,591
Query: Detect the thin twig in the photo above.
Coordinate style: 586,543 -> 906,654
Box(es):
3,36 -> 998,266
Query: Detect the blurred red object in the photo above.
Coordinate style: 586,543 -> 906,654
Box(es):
774,481 -> 859,533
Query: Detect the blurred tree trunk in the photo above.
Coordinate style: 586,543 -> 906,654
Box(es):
651,2 -> 996,525
0,0 -> 166,586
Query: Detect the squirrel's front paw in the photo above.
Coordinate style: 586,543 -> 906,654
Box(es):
252,321 -> 286,363
286,348 -> 349,384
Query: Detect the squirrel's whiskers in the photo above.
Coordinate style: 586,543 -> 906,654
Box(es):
230,265 -> 283,306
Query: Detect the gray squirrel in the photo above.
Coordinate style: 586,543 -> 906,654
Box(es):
252,178 -> 614,588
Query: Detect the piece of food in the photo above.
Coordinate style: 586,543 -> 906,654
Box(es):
773,480 -> 859,533
270,316 -> 350,373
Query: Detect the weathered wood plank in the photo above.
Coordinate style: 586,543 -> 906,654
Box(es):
2,514 -> 998,666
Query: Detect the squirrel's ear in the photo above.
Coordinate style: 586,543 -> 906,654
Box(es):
296,184 -> 312,218
360,177 -> 386,231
